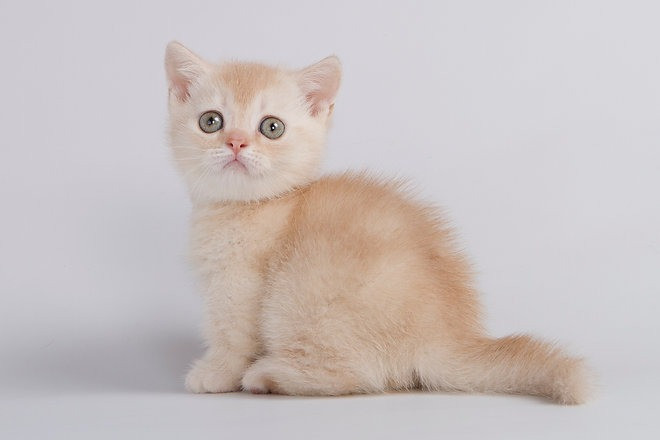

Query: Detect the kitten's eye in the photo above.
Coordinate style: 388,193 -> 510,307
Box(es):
259,117 -> 285,139
199,111 -> 223,133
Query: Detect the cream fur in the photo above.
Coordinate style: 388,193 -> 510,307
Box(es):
165,41 -> 591,404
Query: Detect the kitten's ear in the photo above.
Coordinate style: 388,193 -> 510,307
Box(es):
164,41 -> 210,102
297,56 -> 342,117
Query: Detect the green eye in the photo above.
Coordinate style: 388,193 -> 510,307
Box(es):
199,111 -> 223,133
259,117 -> 285,139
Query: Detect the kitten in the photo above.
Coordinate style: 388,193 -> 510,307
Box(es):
164,41 -> 591,404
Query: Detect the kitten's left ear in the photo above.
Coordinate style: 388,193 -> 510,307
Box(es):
164,41 -> 210,102
297,56 -> 342,117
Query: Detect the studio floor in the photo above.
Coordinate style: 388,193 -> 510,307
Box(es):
1,329 -> 657,439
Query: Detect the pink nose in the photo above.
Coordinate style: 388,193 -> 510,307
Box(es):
226,133 -> 249,155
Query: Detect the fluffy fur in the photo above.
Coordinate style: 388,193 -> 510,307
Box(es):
165,41 -> 591,404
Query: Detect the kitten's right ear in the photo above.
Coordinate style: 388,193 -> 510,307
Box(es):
164,41 -> 209,102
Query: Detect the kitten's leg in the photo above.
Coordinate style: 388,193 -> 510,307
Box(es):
185,283 -> 262,393
185,347 -> 249,394
416,335 -> 592,404
241,355 -> 380,395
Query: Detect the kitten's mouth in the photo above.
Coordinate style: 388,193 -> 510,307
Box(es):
223,158 -> 249,173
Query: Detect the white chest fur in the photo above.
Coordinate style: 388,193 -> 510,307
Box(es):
188,201 -> 292,299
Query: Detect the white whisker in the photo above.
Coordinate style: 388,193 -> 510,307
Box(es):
171,145 -> 205,152
174,156 -> 205,162
189,163 -> 214,201
181,160 -> 207,182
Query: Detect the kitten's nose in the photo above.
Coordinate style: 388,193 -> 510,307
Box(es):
225,132 -> 249,155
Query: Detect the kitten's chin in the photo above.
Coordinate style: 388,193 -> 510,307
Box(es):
188,172 -> 312,204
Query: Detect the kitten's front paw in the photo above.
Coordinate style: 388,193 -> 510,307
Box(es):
185,358 -> 241,393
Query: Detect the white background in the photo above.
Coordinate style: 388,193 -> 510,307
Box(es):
1,0 -> 659,438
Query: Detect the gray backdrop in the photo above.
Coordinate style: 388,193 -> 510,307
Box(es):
1,0 -> 658,438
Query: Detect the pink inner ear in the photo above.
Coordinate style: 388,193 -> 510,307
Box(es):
299,57 -> 341,116
166,62 -> 201,102
305,87 -> 334,116
170,75 -> 192,100
165,42 -> 207,102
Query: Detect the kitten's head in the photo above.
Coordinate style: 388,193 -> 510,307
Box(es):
164,41 -> 341,202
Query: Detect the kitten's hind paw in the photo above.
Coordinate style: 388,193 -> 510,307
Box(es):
185,358 -> 241,393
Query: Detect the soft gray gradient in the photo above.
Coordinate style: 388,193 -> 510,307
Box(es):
1,0 -> 659,438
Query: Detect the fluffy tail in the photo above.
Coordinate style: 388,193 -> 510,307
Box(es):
419,335 -> 592,404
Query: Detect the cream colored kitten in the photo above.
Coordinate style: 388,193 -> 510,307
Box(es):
165,41 -> 590,404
